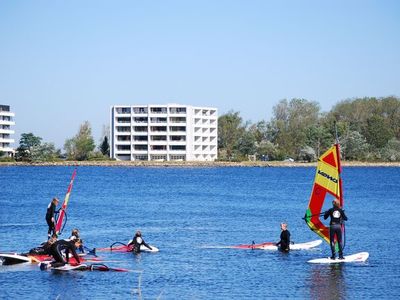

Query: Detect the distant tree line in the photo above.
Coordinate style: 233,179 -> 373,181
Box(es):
9,121 -> 110,162
218,96 -> 400,162
2,96 -> 399,162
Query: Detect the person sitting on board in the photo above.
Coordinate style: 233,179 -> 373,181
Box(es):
69,228 -> 85,253
45,197 -> 59,239
47,237 -> 82,268
127,230 -> 152,253
324,199 -> 348,260
276,222 -> 291,252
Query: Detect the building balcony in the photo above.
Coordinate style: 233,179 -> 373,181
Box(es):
114,149 -> 131,155
132,150 -> 148,154
0,146 -> 14,152
115,140 -> 131,145
0,120 -> 15,126
0,129 -> 14,134
115,131 -> 131,136
0,112 -> 15,117
0,138 -> 15,144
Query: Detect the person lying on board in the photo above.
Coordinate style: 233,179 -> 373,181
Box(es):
127,230 -> 152,253
69,228 -> 85,253
48,237 -> 82,268
275,223 -> 291,252
45,197 -> 59,239
324,199 -> 347,260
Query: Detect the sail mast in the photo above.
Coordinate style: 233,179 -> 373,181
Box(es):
55,168 -> 77,236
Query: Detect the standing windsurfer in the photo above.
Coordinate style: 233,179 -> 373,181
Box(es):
324,199 -> 347,259
127,230 -> 152,253
276,223 -> 291,252
45,197 -> 59,239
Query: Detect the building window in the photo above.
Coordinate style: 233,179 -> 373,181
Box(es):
133,117 -> 147,123
133,107 -> 148,114
134,155 -> 148,160
169,126 -> 186,132
134,136 -> 148,141
134,126 -> 147,132
117,136 -> 131,141
170,135 -> 186,141
169,107 -> 186,114
117,145 -> 131,150
150,107 -> 167,114
116,107 -> 131,114
151,126 -> 167,132
170,145 -> 186,151
151,145 -> 167,151
151,135 -> 167,141
150,117 -> 167,123
170,117 -> 186,123
134,145 -> 148,150
117,126 -> 130,132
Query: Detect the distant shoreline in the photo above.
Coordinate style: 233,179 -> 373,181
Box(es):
1,160 -> 400,167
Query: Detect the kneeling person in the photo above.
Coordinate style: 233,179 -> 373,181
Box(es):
276,223 -> 291,252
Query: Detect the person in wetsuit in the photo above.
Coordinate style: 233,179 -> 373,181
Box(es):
45,197 -> 59,239
276,223 -> 291,252
69,228 -> 85,253
48,238 -> 82,268
324,199 -> 347,259
127,230 -> 152,253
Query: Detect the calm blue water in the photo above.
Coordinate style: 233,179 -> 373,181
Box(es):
0,166 -> 399,299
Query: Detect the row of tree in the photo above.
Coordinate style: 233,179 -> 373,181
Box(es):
3,96 -> 399,162
12,122 -> 110,162
218,96 -> 400,162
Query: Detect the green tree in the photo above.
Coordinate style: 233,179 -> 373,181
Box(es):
270,99 -> 320,159
15,133 -> 42,161
341,130 -> 370,160
64,121 -> 95,160
218,111 -> 245,160
100,136 -> 110,156
381,138 -> 400,161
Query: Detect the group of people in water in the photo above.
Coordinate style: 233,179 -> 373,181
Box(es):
40,196 -> 347,267
38,197 -> 153,268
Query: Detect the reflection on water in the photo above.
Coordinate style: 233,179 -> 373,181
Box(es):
308,264 -> 346,300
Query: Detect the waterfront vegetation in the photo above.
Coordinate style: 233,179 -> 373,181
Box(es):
1,96 -> 400,163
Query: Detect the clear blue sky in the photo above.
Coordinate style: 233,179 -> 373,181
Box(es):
1,1 -> 399,148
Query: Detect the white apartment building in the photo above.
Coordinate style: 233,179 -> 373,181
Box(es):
0,105 -> 15,157
110,104 -> 218,161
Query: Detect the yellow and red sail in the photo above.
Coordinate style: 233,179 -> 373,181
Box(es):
304,144 -> 344,245
55,168 -> 77,235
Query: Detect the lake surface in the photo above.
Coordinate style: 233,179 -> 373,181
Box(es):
0,166 -> 399,299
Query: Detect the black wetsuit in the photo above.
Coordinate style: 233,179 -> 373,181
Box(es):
128,236 -> 152,253
49,240 -> 80,268
276,230 -> 291,252
324,207 -> 348,258
45,202 -> 57,236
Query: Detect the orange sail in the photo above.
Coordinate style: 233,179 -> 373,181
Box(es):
55,168 -> 77,235
304,144 -> 344,246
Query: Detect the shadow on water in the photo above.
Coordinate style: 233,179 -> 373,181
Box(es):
308,264 -> 346,300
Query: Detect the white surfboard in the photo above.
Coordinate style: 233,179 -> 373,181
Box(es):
0,253 -> 32,265
308,252 -> 369,264
40,261 -> 88,271
141,245 -> 159,252
259,239 -> 322,251
52,264 -> 88,271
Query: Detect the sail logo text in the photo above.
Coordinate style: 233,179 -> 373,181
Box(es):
317,170 -> 338,184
